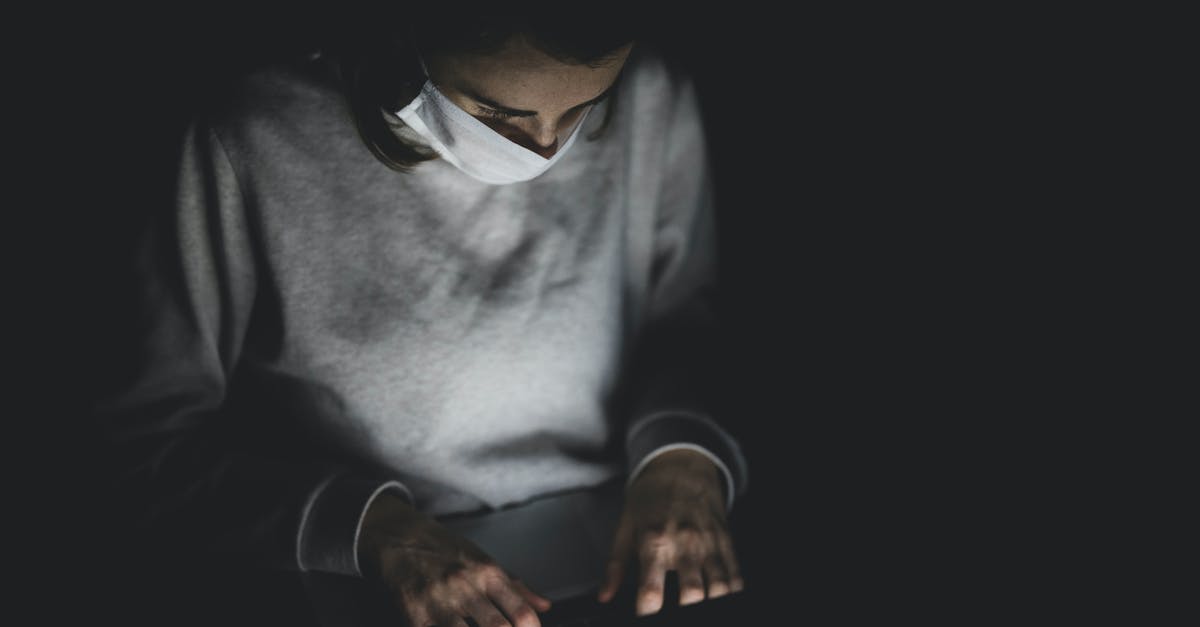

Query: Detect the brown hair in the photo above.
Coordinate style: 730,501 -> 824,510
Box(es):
319,10 -> 640,173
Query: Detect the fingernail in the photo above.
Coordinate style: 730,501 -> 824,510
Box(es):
637,596 -> 661,616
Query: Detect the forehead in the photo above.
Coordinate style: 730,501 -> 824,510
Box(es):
432,36 -> 632,108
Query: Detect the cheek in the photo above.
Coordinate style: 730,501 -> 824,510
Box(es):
557,109 -> 586,133
477,117 -> 524,139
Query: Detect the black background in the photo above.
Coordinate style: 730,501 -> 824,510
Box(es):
14,4 -> 1112,625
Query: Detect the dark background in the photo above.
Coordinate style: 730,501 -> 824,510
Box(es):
16,4 -> 1106,625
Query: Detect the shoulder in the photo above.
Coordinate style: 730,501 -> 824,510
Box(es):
189,51 -> 353,158
605,44 -> 707,158
612,44 -> 705,132
621,45 -> 699,104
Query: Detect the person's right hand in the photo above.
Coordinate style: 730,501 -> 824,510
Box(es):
357,491 -> 553,627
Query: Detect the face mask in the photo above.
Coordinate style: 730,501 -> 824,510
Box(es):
395,55 -> 593,185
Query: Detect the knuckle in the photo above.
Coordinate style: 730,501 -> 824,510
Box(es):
640,531 -> 672,550
641,527 -> 668,545
505,578 -> 529,598
444,571 -> 475,591
673,526 -> 702,545
638,544 -> 667,563
475,562 -> 506,581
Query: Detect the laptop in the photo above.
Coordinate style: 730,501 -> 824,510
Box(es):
302,477 -> 635,626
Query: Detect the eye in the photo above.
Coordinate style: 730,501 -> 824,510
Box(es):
479,107 -> 516,121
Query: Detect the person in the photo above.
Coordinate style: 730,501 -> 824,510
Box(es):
90,7 -> 750,627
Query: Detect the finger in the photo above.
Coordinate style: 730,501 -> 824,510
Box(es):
428,614 -> 470,627
636,541 -> 671,616
464,596 -> 512,627
509,578 -> 552,613
488,579 -> 546,627
676,556 -> 707,606
597,515 -> 633,603
702,555 -> 732,600
717,533 -> 745,593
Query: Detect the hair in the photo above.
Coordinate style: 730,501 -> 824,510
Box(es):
318,9 -> 641,173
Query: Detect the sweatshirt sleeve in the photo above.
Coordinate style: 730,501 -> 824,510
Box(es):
90,119 -> 413,578
623,72 -> 751,514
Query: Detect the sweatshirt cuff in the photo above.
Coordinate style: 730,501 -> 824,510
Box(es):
628,443 -> 736,513
297,475 -> 414,577
625,411 -> 750,514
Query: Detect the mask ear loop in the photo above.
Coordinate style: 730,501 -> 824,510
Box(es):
406,26 -> 431,80
416,50 -> 430,79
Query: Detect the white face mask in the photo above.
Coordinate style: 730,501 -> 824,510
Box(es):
395,55 -> 593,185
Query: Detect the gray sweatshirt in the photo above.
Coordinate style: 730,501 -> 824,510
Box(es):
92,44 -> 749,580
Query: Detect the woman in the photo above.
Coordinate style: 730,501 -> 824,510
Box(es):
93,8 -> 750,627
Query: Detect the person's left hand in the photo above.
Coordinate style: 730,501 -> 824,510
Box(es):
597,448 -> 745,616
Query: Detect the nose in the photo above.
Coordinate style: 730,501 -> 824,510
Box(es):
492,116 -> 572,158
495,125 -> 558,158
524,121 -> 560,158
528,139 -> 558,159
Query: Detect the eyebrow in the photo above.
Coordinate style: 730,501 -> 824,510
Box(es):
462,84 -> 615,118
